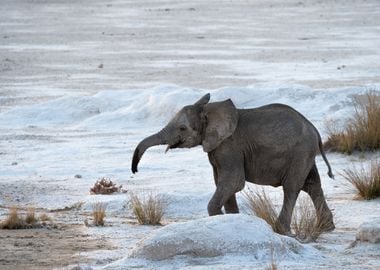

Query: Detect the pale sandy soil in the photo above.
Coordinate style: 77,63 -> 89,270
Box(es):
0,222 -> 113,270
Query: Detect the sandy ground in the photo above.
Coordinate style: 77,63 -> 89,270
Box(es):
0,217 -> 114,270
1,0 -> 380,269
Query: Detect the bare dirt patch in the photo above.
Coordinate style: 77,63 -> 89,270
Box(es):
0,222 -> 114,270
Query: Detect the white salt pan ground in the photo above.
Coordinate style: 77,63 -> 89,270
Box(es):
1,86 -> 380,270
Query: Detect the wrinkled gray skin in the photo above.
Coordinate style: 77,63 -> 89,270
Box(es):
131,94 -> 335,234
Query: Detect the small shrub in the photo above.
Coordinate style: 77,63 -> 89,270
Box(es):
39,213 -> 52,222
90,177 -> 123,195
130,192 -> 166,225
342,161 -> 380,200
0,207 -> 26,229
242,188 -> 283,234
291,197 -> 328,242
324,91 -> 380,154
25,207 -> 37,225
92,202 -> 107,226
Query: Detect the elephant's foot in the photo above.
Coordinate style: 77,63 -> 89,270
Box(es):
282,230 -> 296,237
207,204 -> 224,216
224,207 -> 239,214
208,210 -> 224,216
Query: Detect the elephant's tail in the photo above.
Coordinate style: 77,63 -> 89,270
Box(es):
318,138 -> 334,179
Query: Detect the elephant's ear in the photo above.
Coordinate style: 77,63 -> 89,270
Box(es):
202,99 -> 239,152
194,93 -> 210,106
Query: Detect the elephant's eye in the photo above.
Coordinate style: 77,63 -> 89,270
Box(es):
179,125 -> 187,131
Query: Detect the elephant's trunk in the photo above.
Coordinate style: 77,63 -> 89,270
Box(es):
131,129 -> 168,174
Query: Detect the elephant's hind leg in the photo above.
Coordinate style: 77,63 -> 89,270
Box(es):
302,164 -> 335,232
276,158 -> 312,235
277,188 -> 300,235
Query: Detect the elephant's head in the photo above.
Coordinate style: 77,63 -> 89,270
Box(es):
131,93 -> 239,173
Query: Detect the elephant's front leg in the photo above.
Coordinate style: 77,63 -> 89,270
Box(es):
207,166 -> 245,216
209,162 -> 240,214
208,186 -> 229,215
207,187 -> 240,215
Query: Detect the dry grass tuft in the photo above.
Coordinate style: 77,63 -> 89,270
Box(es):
265,263 -> 278,270
324,91 -> 380,154
243,188 -> 327,242
1,207 -> 54,229
25,207 -> 37,225
92,202 -> 107,226
242,188 -> 283,234
130,192 -> 166,225
291,197 -> 329,242
39,213 -> 52,222
265,244 -> 279,270
0,207 -> 26,229
341,161 -> 380,200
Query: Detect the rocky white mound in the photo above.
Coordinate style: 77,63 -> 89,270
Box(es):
130,214 -> 320,261
357,219 -> 380,244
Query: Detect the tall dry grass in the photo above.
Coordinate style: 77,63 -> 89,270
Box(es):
265,262 -> 278,270
130,192 -> 166,225
291,197 -> 332,242
243,188 -> 327,242
242,188 -> 283,234
1,207 -> 52,229
0,207 -> 26,229
92,202 -> 107,226
342,161 -> 380,200
265,244 -> 279,270
25,207 -> 37,225
324,91 -> 380,154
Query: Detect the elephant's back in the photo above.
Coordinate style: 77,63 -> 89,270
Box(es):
237,104 -> 319,152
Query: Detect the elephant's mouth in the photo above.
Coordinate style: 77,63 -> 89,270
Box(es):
165,140 -> 184,153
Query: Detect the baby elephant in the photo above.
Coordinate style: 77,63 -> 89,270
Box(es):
131,93 -> 335,234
